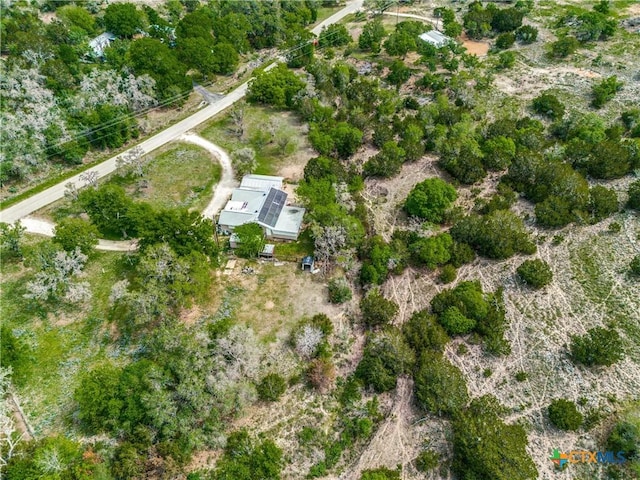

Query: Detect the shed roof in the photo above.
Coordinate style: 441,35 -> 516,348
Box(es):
240,174 -> 283,191
419,30 -> 450,46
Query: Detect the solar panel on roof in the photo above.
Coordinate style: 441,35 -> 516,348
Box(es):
258,188 -> 287,227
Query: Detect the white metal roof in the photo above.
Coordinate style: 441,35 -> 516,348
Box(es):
419,30 -> 450,46
240,174 -> 283,191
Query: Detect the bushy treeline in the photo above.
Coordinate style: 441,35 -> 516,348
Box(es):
0,0 -> 319,184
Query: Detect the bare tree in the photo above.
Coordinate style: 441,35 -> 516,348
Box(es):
229,107 -> 245,138
116,146 -> 145,177
0,368 -> 24,469
214,325 -> 262,384
79,170 -> 98,187
231,147 -> 257,179
275,129 -> 297,155
24,248 -> 91,304
313,225 -> 347,276
267,118 -> 281,143
109,279 -> 130,305
63,182 -> 78,201
295,325 -> 324,358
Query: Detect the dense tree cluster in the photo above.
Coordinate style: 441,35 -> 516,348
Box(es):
463,2 -> 526,40
431,281 -> 510,355
0,0 -> 320,185
452,396 -> 538,480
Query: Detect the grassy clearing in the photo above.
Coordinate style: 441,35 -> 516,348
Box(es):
1,240 -> 128,435
216,260 -> 339,342
134,142 -> 221,211
198,102 -> 309,177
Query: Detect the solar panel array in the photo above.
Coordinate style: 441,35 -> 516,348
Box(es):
258,188 -> 287,227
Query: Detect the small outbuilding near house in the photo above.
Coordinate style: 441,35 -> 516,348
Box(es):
301,256 -> 315,271
419,30 -> 451,48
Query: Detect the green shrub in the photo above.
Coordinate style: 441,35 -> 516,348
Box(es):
588,186 -> 618,222
550,36 -> 579,58
532,92 -> 565,120
516,25 -> 538,43
415,450 -> 440,472
607,421 -> 640,460
495,32 -> 515,50
570,326 -> 624,366
328,277 -> 352,303
360,290 -> 399,328
592,76 -> 623,109
548,399 -> 583,431
515,371 -> 528,382
356,329 -> 415,393
257,373 -> 287,402
439,264 -> 457,284
516,259 -> 553,289
630,256 -> 640,277
627,180 -> 640,210
361,467 -> 401,480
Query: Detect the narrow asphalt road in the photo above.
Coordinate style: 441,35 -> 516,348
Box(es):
17,133 -> 235,252
0,0 -> 364,226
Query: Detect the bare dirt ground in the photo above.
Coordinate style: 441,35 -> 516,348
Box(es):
347,377 -> 428,480
361,155 -> 441,242
461,33 -> 490,57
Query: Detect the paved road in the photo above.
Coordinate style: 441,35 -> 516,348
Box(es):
18,133 -> 236,252
381,10 -> 438,28
0,0 -> 364,226
311,0 -> 364,35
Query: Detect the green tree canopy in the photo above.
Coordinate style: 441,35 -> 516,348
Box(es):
359,19 -> 386,52
415,353 -> 468,416
104,3 -> 143,38
233,222 -> 265,258
360,289 -> 399,328
53,217 -> 99,254
128,37 -> 192,102
404,178 -> 457,223
451,210 -> 536,259
452,396 -> 538,480
356,328 -> 415,393
247,63 -> 306,109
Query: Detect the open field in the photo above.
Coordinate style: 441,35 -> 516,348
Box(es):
199,102 -> 315,182
119,142 -> 221,211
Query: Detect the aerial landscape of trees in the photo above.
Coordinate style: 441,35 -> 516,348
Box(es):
1,0 -> 639,479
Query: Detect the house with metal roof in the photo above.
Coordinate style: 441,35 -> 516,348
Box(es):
419,30 -> 451,48
89,32 -> 116,58
218,175 -> 305,241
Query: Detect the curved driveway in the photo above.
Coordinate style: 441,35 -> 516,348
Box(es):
0,0 -> 364,226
